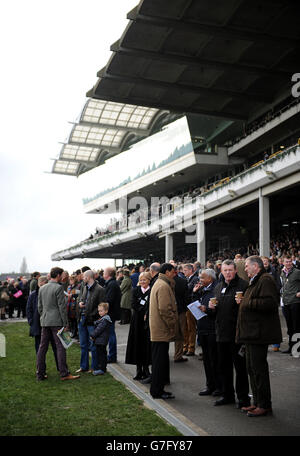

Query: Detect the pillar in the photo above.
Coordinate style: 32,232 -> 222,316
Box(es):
196,214 -> 206,267
259,188 -> 270,257
165,233 -> 174,263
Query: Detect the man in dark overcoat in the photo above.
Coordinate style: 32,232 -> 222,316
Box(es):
236,256 -> 282,417
211,260 -> 249,407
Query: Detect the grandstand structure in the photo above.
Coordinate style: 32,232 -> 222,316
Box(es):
51,0 -> 300,265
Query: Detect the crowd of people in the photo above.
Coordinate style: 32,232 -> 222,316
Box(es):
0,251 -> 299,417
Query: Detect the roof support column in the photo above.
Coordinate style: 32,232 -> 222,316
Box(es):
165,233 -> 174,263
259,188 -> 270,257
196,214 -> 206,267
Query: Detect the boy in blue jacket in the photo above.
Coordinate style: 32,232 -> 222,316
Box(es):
90,302 -> 112,375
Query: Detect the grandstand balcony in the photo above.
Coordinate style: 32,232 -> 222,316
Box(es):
51,143 -> 300,261
228,98 -> 300,158
78,115 -> 237,215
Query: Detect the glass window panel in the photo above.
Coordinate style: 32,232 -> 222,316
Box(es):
54,160 -> 79,174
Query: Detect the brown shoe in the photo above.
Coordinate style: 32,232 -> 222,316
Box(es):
241,405 -> 256,413
61,374 -> 80,381
247,407 -> 272,417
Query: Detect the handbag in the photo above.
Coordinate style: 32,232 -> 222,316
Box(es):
13,290 -> 23,298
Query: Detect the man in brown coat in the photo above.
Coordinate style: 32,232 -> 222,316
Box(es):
149,263 -> 178,399
236,256 -> 282,417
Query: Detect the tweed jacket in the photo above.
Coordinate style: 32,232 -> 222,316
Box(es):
149,273 -> 178,342
281,267 -> 300,306
38,281 -> 68,327
120,276 -> 133,310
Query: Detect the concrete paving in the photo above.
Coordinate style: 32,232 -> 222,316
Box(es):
112,314 -> 300,436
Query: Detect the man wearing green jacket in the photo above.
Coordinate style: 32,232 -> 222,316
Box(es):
281,255 -> 300,354
37,267 -> 80,382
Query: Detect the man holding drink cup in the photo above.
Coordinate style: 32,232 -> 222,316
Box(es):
192,269 -> 222,397
236,256 -> 282,417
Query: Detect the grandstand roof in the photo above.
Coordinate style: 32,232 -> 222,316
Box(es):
88,0 -> 300,122
53,0 -> 300,176
52,98 -> 170,176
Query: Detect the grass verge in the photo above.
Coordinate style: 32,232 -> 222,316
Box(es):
0,322 -> 181,436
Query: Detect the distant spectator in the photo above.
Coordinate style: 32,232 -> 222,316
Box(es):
119,269 -> 132,325
183,264 -> 199,356
130,265 -> 140,289
234,254 -> 249,283
30,272 -> 40,293
281,255 -> 300,354
103,267 -> 121,363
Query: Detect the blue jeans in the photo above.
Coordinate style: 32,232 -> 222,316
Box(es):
108,321 -> 117,361
78,320 -> 98,370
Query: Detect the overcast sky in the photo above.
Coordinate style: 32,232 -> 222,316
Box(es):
0,0 -> 137,274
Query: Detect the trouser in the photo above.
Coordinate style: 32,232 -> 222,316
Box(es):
217,341 -> 249,401
108,321 -> 117,362
36,327 -> 69,379
68,317 -> 78,338
245,344 -> 271,409
199,334 -> 222,392
35,334 -> 59,370
96,344 -> 108,372
78,320 -> 98,370
183,310 -> 196,354
8,301 -> 14,317
17,300 -> 26,318
150,342 -> 170,398
283,304 -> 300,349
174,312 -> 187,360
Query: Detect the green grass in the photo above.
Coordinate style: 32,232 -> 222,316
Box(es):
0,322 -> 181,436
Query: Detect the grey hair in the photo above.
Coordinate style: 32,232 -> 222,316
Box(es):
83,269 -> 94,280
184,263 -> 194,270
222,259 -> 236,269
246,255 -> 264,270
201,268 -> 216,281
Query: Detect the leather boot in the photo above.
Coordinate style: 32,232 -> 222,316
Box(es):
142,366 -> 151,379
133,365 -> 143,380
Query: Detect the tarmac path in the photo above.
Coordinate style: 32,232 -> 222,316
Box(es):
112,313 -> 300,436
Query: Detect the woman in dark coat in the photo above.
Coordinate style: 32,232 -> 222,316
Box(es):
125,272 -> 152,380
0,281 -> 9,319
7,280 -> 18,318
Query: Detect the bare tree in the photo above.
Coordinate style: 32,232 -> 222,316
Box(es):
20,257 -> 28,274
